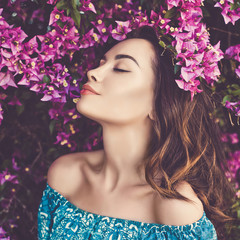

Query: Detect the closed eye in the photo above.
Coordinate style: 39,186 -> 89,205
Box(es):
113,68 -> 130,73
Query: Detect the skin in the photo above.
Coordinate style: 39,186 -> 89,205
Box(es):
76,38 -> 156,192
47,38 -> 204,225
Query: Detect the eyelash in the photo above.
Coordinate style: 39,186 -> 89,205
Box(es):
113,68 -> 130,73
97,61 -> 130,73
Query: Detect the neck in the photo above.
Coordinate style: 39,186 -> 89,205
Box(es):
99,117 -> 153,193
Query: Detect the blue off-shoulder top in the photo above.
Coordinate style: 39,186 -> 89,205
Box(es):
38,182 -> 218,239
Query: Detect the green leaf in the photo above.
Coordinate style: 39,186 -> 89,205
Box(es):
71,8 -> 81,28
159,40 -> 166,48
49,120 -> 56,135
56,0 -> 68,10
67,8 -> 70,16
238,209 -> 240,219
232,89 -> 240,96
57,20 -> 65,28
71,0 -> 77,9
16,105 -> 25,116
43,75 -> 51,84
231,84 -> 240,90
222,95 -> 231,104
230,2 -> 240,10
174,64 -> 181,74
164,7 -> 176,19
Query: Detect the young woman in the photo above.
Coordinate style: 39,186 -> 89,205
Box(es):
38,26 -> 233,239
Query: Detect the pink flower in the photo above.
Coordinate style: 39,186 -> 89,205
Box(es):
215,1 -> 240,25
49,8 -> 69,26
236,65 -> 240,78
79,29 -> 99,48
226,150 -> 240,182
8,96 -> 22,106
225,101 -> 240,117
111,20 -> 132,40
47,0 -> 58,4
221,133 -> 229,142
0,103 -> 3,125
167,0 -> 183,9
225,44 -> 240,61
175,79 -> 203,100
12,158 -> 21,171
80,0 -> 97,14
0,71 -> 17,90
0,169 -> 19,185
229,133 -> 239,144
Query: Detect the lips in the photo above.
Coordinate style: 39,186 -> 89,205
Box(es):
81,84 -> 99,95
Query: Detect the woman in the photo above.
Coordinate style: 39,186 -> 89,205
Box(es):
38,26 -> 233,239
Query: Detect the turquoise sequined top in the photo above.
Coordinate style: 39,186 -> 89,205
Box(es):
38,182 -> 218,239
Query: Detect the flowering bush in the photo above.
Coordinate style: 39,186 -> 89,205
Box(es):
0,0 -> 240,239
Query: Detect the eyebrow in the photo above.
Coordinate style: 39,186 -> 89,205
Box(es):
102,54 -> 140,67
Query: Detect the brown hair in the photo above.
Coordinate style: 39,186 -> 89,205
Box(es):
127,26 -> 235,239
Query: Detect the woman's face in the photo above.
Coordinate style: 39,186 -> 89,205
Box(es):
76,38 -> 156,125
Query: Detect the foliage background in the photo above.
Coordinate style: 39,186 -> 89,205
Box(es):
0,0 -> 240,239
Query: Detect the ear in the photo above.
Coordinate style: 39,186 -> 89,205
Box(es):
148,112 -> 155,121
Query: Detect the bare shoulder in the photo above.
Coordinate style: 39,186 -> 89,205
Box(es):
154,181 -> 204,226
47,151 -> 88,197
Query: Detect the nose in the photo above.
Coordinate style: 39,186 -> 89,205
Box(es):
87,68 -> 98,82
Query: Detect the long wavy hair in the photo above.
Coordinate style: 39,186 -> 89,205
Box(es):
125,26 -> 235,239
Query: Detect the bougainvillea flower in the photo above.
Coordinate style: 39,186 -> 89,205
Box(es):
24,36 -> 38,55
111,20 -> 132,40
92,21 -> 113,43
41,85 -> 61,101
0,103 -> 3,125
225,44 -> 240,61
2,27 -> 28,55
47,0 -> 58,4
0,226 -> 10,240
225,150 -> 240,182
8,96 -> 22,106
48,103 -> 64,120
0,71 -> 17,90
63,108 -> 81,124
11,158 -> 21,171
229,133 -> 239,144
221,133 -> 228,142
225,101 -> 240,116
132,13 -> 152,28
79,29 -> 100,48
221,133 -> 239,144
0,169 -> 19,185
54,131 -> 71,146
167,0 -> 182,9
236,65 -> 240,78
215,2 -> 240,25
49,8 -> 69,26
80,0 -> 97,13
175,78 -> 203,100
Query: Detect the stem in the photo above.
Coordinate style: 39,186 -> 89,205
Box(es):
228,111 -> 234,126
209,27 -> 240,37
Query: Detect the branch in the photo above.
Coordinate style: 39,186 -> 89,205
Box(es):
209,27 -> 240,37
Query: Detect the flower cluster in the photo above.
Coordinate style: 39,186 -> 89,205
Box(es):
0,1 -> 240,238
164,0 -> 225,100
221,132 -> 239,144
215,0 -> 240,25
226,150 -> 240,191
224,44 -> 240,116
225,44 -> 240,77
0,0 -> 239,150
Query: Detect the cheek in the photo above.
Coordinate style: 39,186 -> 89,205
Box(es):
103,75 -> 154,118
